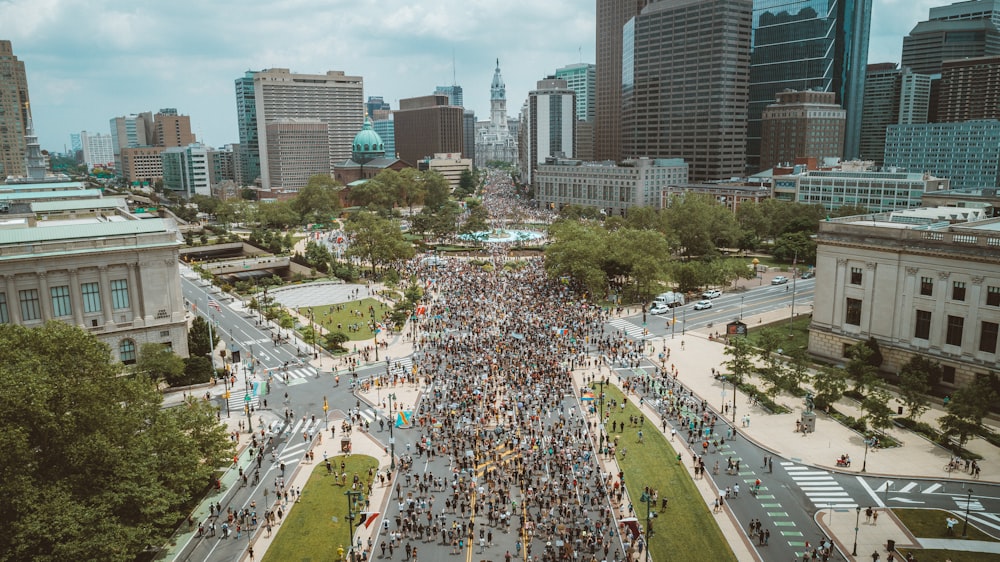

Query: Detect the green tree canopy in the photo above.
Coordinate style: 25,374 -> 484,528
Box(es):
544,220 -> 610,298
344,211 -> 415,274
0,322 -> 233,561
187,315 -> 220,357
291,174 -> 342,224
136,342 -> 186,386
940,375 -> 998,446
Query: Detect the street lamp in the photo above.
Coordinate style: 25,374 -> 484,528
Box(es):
345,490 -> 364,559
388,392 -> 397,471
852,506 -> 861,556
963,488 -> 974,537
639,490 -> 656,562
862,435 -> 871,473
740,296 -> 744,321
721,376 -> 737,424
245,402 -> 253,432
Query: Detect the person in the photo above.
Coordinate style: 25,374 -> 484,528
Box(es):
946,516 -> 959,535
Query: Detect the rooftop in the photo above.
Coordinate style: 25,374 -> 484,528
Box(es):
0,189 -> 104,202
0,218 -> 173,246
30,197 -> 127,213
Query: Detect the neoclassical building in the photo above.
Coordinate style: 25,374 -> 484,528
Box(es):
0,199 -> 188,363
809,207 -> 1000,387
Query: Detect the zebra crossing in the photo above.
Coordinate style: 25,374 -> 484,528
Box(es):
264,417 -> 325,464
266,365 -> 318,384
226,387 -> 259,411
607,318 -> 652,340
782,462 -> 857,509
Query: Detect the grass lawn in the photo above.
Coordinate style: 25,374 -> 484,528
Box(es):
302,298 -> 392,342
748,315 -> 811,354
593,383 -> 737,562
262,455 -> 379,562
893,508 -> 998,542
896,549 -> 1000,562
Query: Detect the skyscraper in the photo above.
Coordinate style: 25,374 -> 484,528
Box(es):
0,40 -> 30,179
251,68 -> 364,191
595,0 -> 647,162
235,71 -> 260,186
80,131 -> 115,169
366,96 -> 391,119
154,109 -> 195,148
622,0 -> 752,181
434,85 -> 464,108
109,112 -> 154,172
902,0 -> 1000,75
746,0 -> 872,171
519,78 -> 576,186
938,56 -> 1000,122
859,63 -> 930,165
555,63 -> 596,122
394,95 -> 465,165
759,90 -> 845,171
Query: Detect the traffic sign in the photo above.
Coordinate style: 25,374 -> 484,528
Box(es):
244,393 -> 251,403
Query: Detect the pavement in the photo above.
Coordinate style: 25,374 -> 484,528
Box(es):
163,275 -> 1000,562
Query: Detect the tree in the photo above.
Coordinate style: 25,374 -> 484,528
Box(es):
844,341 -> 879,393
606,228 -> 672,299
188,315 -> 220,357
723,335 -> 755,385
182,355 -> 215,385
663,193 -> 739,256
863,387 -> 895,434
455,169 -> 476,198
898,355 -> 941,420
462,198 -> 490,234
325,331 -> 350,351
344,211 -> 415,274
772,231 -> 817,264
291,174 -> 342,224
812,366 -> 848,411
304,239 -> 333,273
136,342 -> 186,386
544,220 -> 609,298
940,376 -> 998,447
754,328 -> 786,398
257,200 -> 300,229
0,322 -> 233,561
421,170 -> 451,211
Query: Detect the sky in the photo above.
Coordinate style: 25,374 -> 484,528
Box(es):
0,0 -> 951,153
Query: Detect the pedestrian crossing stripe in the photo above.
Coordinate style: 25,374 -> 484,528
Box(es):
607,319 -> 653,340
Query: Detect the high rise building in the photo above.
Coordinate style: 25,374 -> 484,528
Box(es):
475,60 -> 518,167
80,131 -> 115,169
234,71 -> 261,186
161,143 -> 210,197
120,147 -> 165,186
154,109 -> 195,148
885,120 -> 1000,190
394,94 -> 465,166
622,0 -> 752,181
264,119 -> 332,192
519,78 -> 576,186
69,133 -> 82,157
372,117 -> 396,159
109,113 -> 154,172
747,0 -> 872,172
938,56 -> 1000,122
554,63 -> 596,123
595,0 -> 647,162
366,96 -> 391,119
760,90 -> 845,171
0,40 -> 30,179
434,85 -> 464,108
463,110 -> 476,167
901,0 -> 1000,75
859,63 -> 931,165
251,68 -> 364,191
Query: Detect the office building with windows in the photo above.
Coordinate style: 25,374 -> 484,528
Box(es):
534,157 -> 688,216
747,0 -> 872,171
519,78 -> 576,186
759,90 -> 846,171
0,40 -> 30,179
777,168 -> 949,213
859,63 -> 932,166
0,190 -> 188,363
434,85 -> 464,108
938,55 -> 1000,122
80,131 -> 115,170
622,0 -> 752,181
250,68 -> 364,191
264,119 -> 332,192
161,143 -> 211,197
810,207 -> 1000,387
902,0 -> 1000,75
595,0 -> 647,162
884,120 -> 1000,190
234,71 -> 261,186
395,94 -> 465,166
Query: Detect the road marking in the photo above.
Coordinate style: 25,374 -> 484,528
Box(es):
898,482 -> 919,493
760,503 -> 782,508
767,512 -> 788,517
774,521 -> 796,527
923,483 -> 943,494
856,477 -> 886,508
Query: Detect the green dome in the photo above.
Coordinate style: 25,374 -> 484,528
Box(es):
352,118 -> 385,163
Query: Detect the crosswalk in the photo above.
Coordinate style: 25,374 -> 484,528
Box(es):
264,417 -> 325,464
266,365 -> 318,384
226,384 -> 261,412
782,462 -> 857,509
607,318 -> 652,340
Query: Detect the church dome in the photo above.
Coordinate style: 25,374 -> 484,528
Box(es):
352,118 -> 385,163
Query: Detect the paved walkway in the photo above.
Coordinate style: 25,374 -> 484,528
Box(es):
165,275 -> 1000,562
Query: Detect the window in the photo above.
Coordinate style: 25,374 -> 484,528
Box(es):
110,279 -> 129,310
19,289 -> 40,321
914,310 -> 932,340
988,286 -> 1000,306
920,276 -> 933,296
50,285 -> 71,317
942,365 -> 956,384
850,267 -> 863,285
953,281 -> 966,301
981,321 -> 999,354
0,293 -> 7,324
119,339 -> 136,364
81,282 -> 101,313
845,298 -> 862,326
946,315 -> 964,346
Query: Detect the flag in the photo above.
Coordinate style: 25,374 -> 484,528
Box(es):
208,299 -> 221,312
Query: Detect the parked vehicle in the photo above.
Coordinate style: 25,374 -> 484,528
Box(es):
702,289 -> 722,299
801,271 -> 815,279
771,276 -> 789,285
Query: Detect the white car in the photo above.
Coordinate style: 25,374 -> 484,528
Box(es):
702,289 -> 722,299
649,303 -> 670,315
693,300 -> 713,310
771,276 -> 789,285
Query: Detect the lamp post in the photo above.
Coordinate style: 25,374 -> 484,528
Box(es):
740,295 -> 744,321
852,506 -> 861,556
862,436 -> 871,473
345,490 -> 363,559
963,488 -> 974,537
388,392 -> 397,471
721,376 -> 737,424
752,258 -> 760,285
789,252 -> 797,337
245,401 -> 253,432
670,306 -> 676,340
682,307 -> 686,335
640,490 -> 656,562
